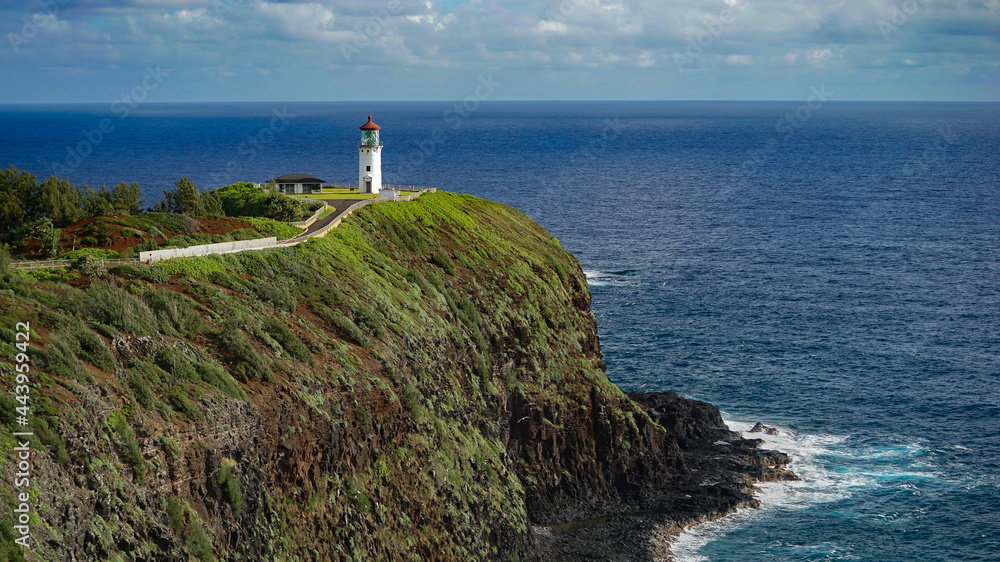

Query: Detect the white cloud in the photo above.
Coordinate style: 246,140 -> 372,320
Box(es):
0,0 -> 996,101
256,1 -> 353,43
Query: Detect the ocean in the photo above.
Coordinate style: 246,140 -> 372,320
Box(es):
2,100 -> 998,560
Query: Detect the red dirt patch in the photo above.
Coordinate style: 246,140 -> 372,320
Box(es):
12,215 -> 258,259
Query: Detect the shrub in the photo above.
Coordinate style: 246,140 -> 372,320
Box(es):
320,308 -> 365,347
195,362 -> 246,400
110,264 -> 170,284
105,409 -> 145,484
214,182 -> 307,221
40,333 -> 92,383
402,380 -> 425,423
71,282 -> 157,335
164,497 -> 185,537
59,248 -> 120,260
157,256 -> 228,280
126,371 -> 155,410
229,228 -> 261,241
70,323 -> 115,373
166,386 -> 204,421
241,217 -> 302,240
39,223 -> 62,257
430,250 -> 456,275
216,321 -> 272,382
72,255 -> 107,279
154,346 -> 200,384
144,288 -> 202,337
217,458 -> 244,513
253,278 -> 296,312
262,318 -> 313,364
185,514 -> 215,561
353,305 -> 385,340
374,458 -> 389,481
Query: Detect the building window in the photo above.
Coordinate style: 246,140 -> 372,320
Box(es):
366,166 -> 371,172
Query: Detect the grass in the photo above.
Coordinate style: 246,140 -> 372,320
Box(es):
316,205 -> 337,220
105,410 -> 145,484
289,193 -> 377,201
217,458 -> 244,514
0,189 -> 659,561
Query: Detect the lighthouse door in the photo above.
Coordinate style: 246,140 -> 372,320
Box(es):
364,178 -> 372,193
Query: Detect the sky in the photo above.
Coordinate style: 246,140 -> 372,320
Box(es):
1,0 -> 998,103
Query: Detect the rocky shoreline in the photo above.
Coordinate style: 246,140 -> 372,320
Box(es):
528,391 -> 799,561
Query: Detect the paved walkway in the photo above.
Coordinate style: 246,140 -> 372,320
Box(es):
11,191 -> 434,268
300,199 -> 363,237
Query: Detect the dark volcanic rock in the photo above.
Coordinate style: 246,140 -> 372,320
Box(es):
750,421 -> 780,435
527,392 -> 798,560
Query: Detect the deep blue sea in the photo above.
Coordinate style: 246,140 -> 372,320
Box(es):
2,101 -> 999,560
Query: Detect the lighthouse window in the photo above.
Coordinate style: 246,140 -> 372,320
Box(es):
366,166 -> 371,172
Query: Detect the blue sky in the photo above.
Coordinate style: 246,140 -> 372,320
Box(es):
2,0 -> 998,103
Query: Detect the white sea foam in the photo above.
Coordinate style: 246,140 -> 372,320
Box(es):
583,269 -> 637,288
671,417 -> 938,561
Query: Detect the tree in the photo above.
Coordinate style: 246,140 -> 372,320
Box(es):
201,191 -> 225,218
263,193 -> 306,221
0,166 -> 38,242
82,185 -> 115,218
38,176 -> 84,226
171,177 -> 202,215
162,177 -> 214,216
0,246 -> 10,276
36,220 -> 62,257
112,182 -> 143,215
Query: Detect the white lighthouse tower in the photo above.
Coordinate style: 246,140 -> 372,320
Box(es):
358,115 -> 382,195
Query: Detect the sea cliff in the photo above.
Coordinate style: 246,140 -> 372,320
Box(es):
0,191 -> 793,560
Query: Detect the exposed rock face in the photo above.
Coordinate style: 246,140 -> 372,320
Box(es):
0,192 -> 794,561
749,421 -> 780,435
524,392 -> 797,560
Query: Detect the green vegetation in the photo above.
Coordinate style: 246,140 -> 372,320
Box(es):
0,165 -> 143,243
217,458 -> 244,513
240,217 -> 303,240
0,190 -> 654,561
155,177 -> 224,218
105,410 -> 145,484
213,182 -> 310,221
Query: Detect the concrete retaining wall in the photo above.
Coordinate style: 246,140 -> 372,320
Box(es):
291,203 -> 328,228
11,257 -> 140,271
139,237 -> 277,264
14,189 -> 439,268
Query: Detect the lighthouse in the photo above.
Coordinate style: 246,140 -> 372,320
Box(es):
358,115 -> 382,195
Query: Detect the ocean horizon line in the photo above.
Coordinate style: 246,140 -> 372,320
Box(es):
2,99 -> 998,107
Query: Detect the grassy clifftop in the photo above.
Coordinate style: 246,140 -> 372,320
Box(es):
0,191 -> 787,561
